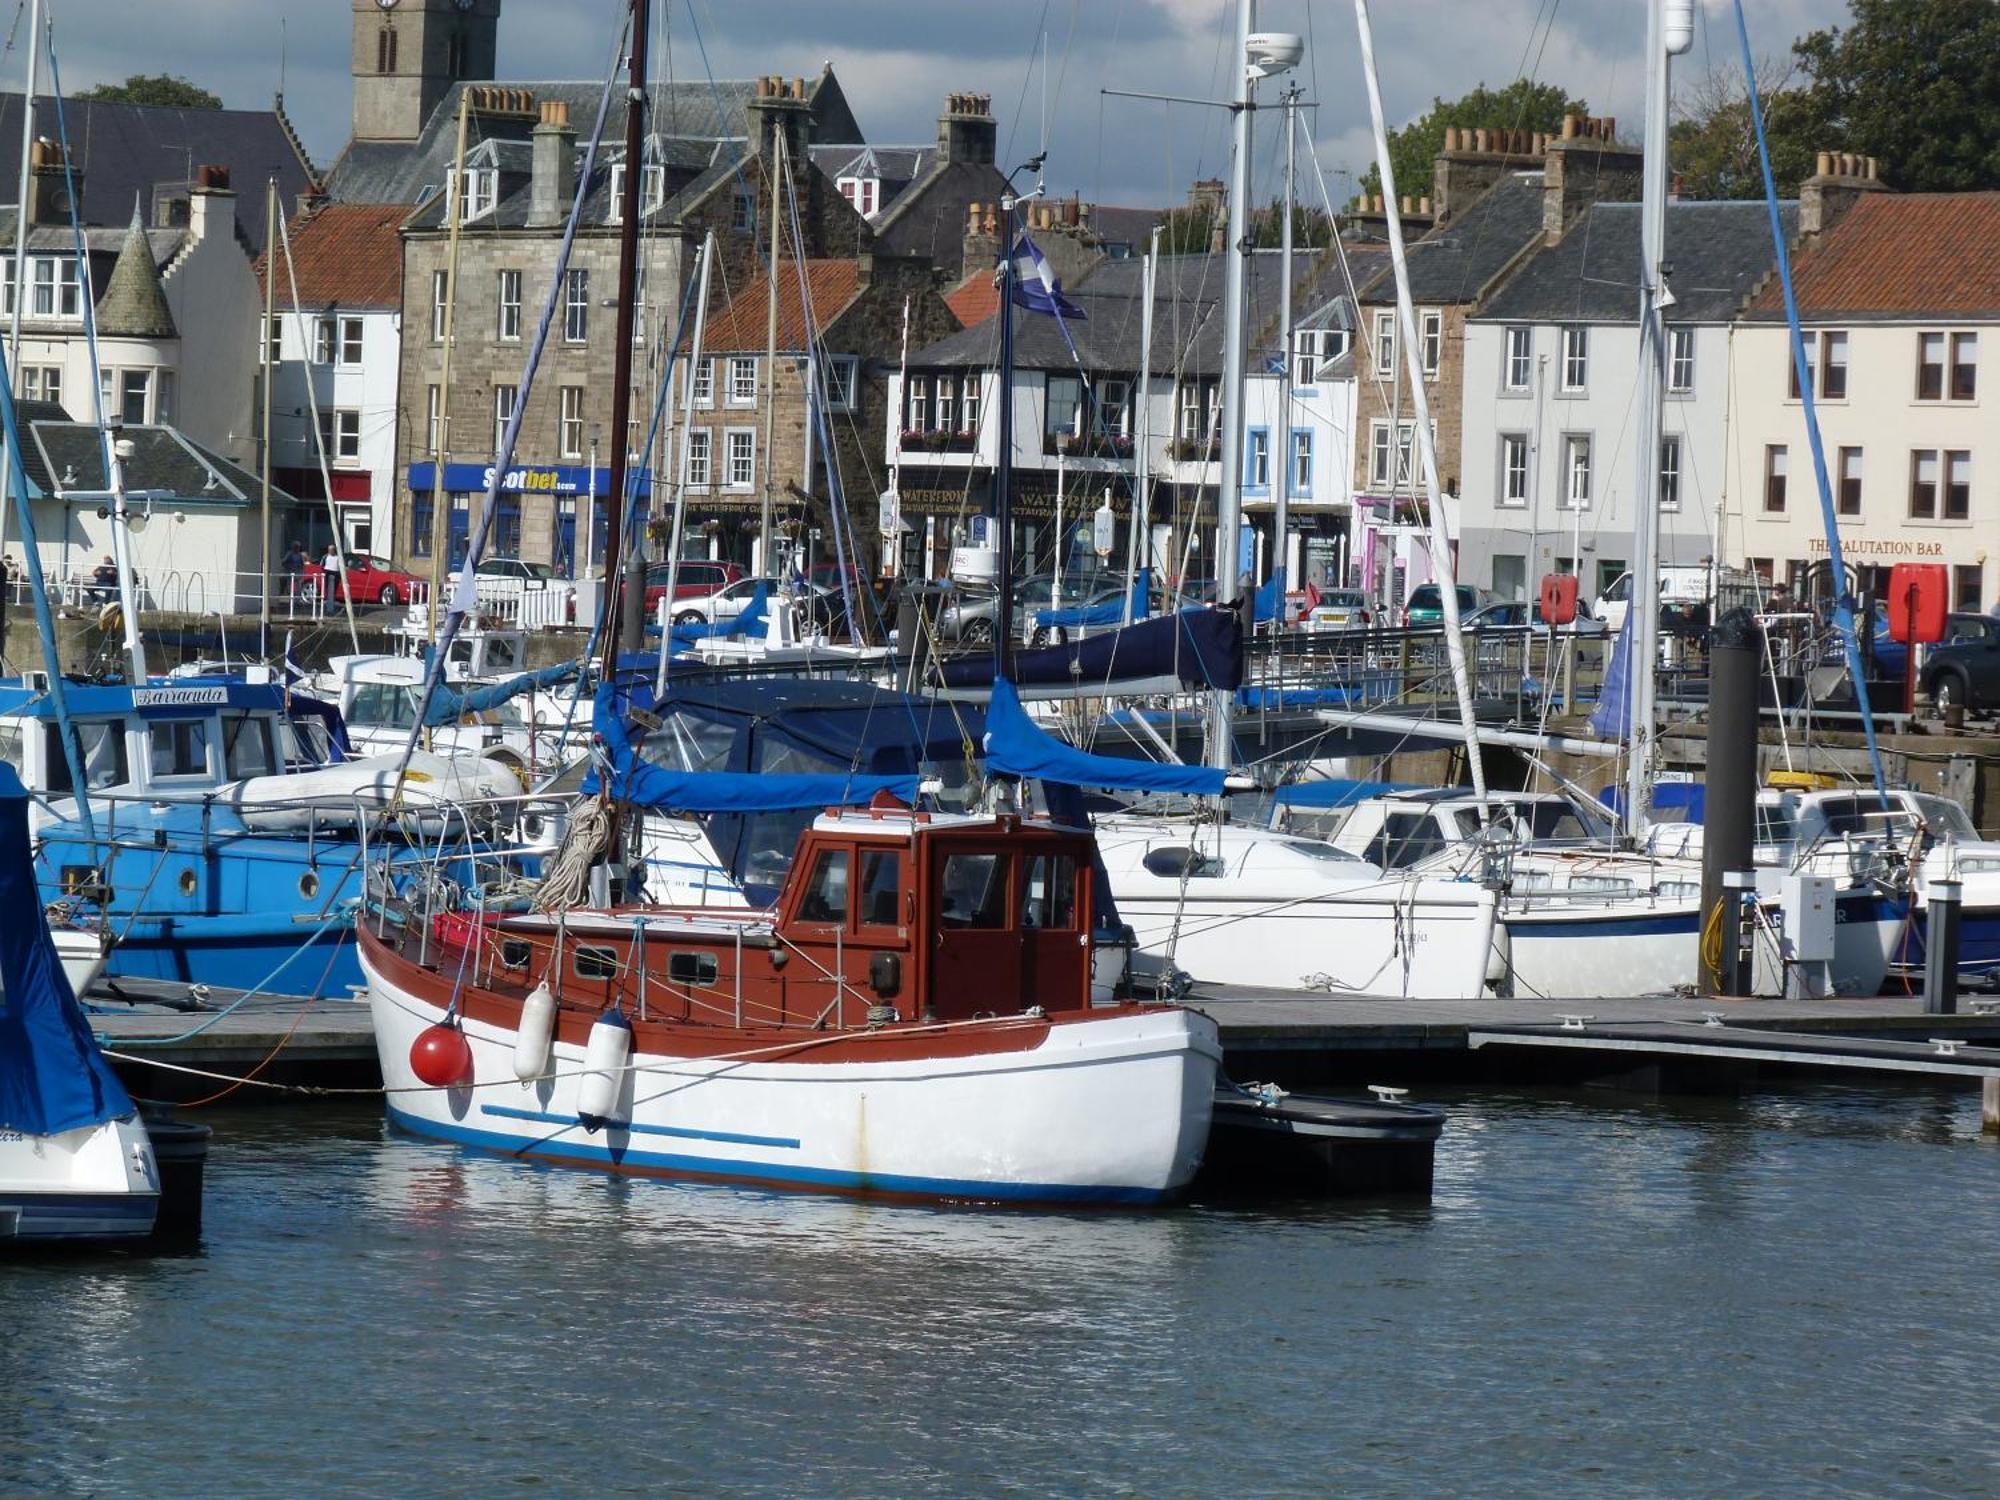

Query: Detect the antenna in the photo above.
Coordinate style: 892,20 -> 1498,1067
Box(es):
278,17 -> 287,103
1038,30 -> 1048,195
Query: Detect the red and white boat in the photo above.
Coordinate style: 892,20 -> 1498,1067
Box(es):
359,800 -> 1221,1204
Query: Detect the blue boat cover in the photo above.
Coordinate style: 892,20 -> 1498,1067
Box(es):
424,659 -> 581,727
582,682 -> 919,811
1588,610 -> 1634,739
1033,571 -> 1151,631
1601,780 -> 1707,821
1252,568 -> 1287,624
0,762 -> 134,1135
287,692 -> 352,761
984,677 -> 1225,796
939,605 -> 1243,692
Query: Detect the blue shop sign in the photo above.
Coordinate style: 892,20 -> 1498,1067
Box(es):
407,461 -> 654,497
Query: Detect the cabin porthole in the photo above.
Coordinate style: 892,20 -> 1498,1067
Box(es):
178,868 -> 198,897
299,871 -> 320,900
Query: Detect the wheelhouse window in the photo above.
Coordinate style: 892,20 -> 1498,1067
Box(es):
150,719 -> 211,779
1764,444 -> 1788,512
222,715 -> 274,779
44,721 -> 128,793
857,850 -> 902,927
1560,326 -> 1588,391
939,852 -> 1008,928
797,848 -> 850,924
1022,854 -> 1079,930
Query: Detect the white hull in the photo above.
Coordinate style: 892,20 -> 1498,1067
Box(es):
52,926 -> 109,999
0,1115 -> 158,1242
364,953 -> 1221,1204
224,750 -> 521,832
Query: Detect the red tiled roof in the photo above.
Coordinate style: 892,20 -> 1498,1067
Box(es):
945,269 -> 999,329
1744,191 -> 2000,319
253,202 -> 407,309
700,259 -> 864,352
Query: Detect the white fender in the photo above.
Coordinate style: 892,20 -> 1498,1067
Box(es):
576,1008 -> 633,1128
512,981 -> 556,1081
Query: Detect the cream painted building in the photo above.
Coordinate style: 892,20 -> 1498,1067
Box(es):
1724,178 -> 1998,612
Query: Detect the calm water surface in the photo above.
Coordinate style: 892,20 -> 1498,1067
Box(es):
3,1085 -> 1997,1498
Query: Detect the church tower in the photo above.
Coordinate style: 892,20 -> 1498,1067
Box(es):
351,0 -> 501,144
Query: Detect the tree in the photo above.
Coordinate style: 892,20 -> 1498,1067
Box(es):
77,74 -> 222,109
1669,57 -> 1820,200
1154,202 -> 1220,255
1789,0 -> 2000,192
1357,80 -> 1587,204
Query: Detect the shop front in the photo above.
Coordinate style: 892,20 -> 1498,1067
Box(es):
406,461 -> 654,576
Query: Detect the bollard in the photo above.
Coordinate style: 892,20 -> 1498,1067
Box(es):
1700,609 -> 1762,994
1985,1076 -> 1999,1136
1718,869 -> 1758,997
1923,879 -> 1962,1015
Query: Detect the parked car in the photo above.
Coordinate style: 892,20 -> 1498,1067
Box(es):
1595,566 -> 1710,636
641,559 -> 744,613
666,575 -> 837,630
300,554 -> 423,607
1921,612 -> 2000,716
1304,588 -> 1374,632
1402,583 -> 1488,628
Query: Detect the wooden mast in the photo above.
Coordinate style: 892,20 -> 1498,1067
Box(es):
610,0 -> 652,661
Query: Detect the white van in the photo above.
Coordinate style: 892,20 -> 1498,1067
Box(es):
1594,566 -> 1711,636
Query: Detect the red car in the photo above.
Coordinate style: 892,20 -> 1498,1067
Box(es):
641,559 -> 743,613
301,554 -> 424,607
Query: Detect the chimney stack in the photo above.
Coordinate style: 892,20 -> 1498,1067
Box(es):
1798,149 -> 1888,238
937,90 -> 996,166
963,199 -> 999,277
529,98 -> 576,229
27,137 -> 78,228
1431,119 -> 1543,226
1541,116 -> 1642,244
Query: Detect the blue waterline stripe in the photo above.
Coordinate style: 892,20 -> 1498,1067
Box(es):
399,1104 -> 1162,1204
480,1102 -> 801,1151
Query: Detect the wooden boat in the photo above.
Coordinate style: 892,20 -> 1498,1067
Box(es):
358,798 -> 1221,1204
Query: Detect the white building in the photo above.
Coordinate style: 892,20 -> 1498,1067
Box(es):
1725,175 -> 1997,612
256,202 -> 409,558
1458,198 -> 1786,603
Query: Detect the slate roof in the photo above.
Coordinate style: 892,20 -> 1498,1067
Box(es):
1476,200 -> 1795,324
1084,204 -> 1168,255
253,202 -> 407,309
700,260 -> 864,352
0,92 -> 315,253
1356,171 -> 1546,305
327,75 -> 861,206
96,209 -> 177,338
1741,191 -> 2000,321
28,420 -> 287,505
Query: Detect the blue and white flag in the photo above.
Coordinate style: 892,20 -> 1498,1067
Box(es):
1008,235 -> 1087,320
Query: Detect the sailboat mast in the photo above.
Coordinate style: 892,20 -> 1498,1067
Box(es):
607,0 -> 652,667
428,88 -> 472,643
993,202 -> 1017,682
259,179 -> 277,655
1205,0 -> 1255,776
1,0 -> 38,565
1125,232 -> 1156,626
759,129 -> 784,577
1272,82 -> 1298,598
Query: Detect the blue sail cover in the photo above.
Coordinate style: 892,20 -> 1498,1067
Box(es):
939,605 -> 1243,693
1033,571 -> 1152,631
423,660 -> 581,727
984,677 -> 1226,796
582,681 -> 919,811
0,762 -> 134,1135
1252,568 -> 1288,624
1588,609 -> 1634,739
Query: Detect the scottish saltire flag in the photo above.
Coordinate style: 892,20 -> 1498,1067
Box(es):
1008,235 -> 1087,320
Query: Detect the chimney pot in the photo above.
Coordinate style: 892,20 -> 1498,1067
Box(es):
1473,129 -> 1488,152
1602,117 -> 1615,139
1444,126 -> 1459,151
1562,115 -> 1579,140
1419,195 -> 1432,216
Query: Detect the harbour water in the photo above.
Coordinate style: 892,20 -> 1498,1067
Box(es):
5,1086 -> 1998,1497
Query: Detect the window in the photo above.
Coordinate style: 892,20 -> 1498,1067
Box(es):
263,313 -> 282,366
1909,450 -> 1939,518
119,369 -> 149,426
1837,446 -> 1862,516
1560,433 -> 1591,509
935,375 -> 956,434
1668,326 -> 1694,393
1294,328 -> 1349,386
446,167 -> 496,223
1764,444 -> 1787,512
1659,435 -> 1680,511
1950,332 -> 1978,400
317,408 -> 361,464
1419,309 -> 1442,378
563,268 -> 588,342
1560,326 -> 1588,391
559,387 -> 585,459
1178,382 -> 1215,443
692,357 -> 714,406
1499,433 -> 1529,506
1820,330 -> 1847,399
1954,565 -> 1984,613
684,428 -> 711,487
961,374 -> 980,433
837,175 -> 880,217
573,947 -> 618,981
905,374 -> 928,431
26,255 -> 81,318
149,719 -> 210,780
858,850 -> 902,927
724,429 -> 754,490
608,163 -> 666,222
44,721 -> 127,794
1945,450 -> 1971,520
1022,854 -> 1078,930
336,316 -> 363,367
159,372 -> 178,425
20,365 -> 59,406
1372,310 -> 1396,377
1044,374 -> 1082,439
939,852 -> 1008,928
222,715 -> 273,780
497,269 -> 521,340
798,849 -> 849,923
425,384 -> 441,454
727,356 -> 757,405
494,494 -> 522,557
431,269 -> 449,341
1291,429 -> 1312,493
1917,332 -> 1945,400
731,187 -> 754,233
1247,429 -> 1269,488
1503,326 -> 1532,391
825,356 -> 858,411
666,951 -> 719,987
493,384 -> 517,451
315,316 -> 337,365
412,493 -> 435,558
1098,378 -> 1131,437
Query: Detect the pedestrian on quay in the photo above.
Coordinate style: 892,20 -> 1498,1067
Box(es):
282,539 -> 306,600
90,553 -> 117,602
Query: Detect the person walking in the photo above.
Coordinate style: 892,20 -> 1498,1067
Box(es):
321,543 -> 343,601
281,539 -> 305,602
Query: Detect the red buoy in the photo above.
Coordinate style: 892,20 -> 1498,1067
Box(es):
409,1023 -> 474,1088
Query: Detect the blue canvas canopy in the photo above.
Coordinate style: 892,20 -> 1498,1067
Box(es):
984,677 -> 1226,796
0,762 -> 134,1135
423,660 -> 581,727
939,605 -> 1243,694
1032,571 -> 1152,631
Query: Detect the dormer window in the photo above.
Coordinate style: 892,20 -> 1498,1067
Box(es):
837,176 -> 880,218
609,163 -> 667,223
445,167 -> 497,224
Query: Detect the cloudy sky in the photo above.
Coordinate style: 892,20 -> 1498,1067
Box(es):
44,0 -> 1850,208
